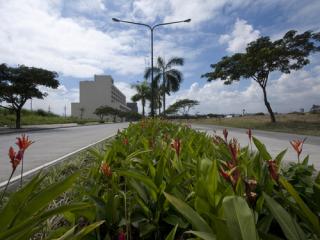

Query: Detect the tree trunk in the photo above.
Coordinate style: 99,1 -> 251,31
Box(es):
262,87 -> 276,123
142,104 -> 145,117
162,94 -> 165,115
15,108 -> 21,129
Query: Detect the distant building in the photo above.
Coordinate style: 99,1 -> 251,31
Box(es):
71,75 -> 130,119
127,102 -> 138,113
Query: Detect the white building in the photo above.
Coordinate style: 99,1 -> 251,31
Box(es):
71,75 -> 131,119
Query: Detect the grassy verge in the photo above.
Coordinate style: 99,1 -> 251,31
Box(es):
182,113 -> 320,136
0,108 -> 97,127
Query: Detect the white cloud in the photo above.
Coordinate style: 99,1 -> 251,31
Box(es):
25,85 -> 79,116
219,19 -> 260,53
167,66 -> 320,114
0,0 -> 145,78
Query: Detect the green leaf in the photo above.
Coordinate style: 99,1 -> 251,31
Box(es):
0,173 -> 44,231
117,170 -> 157,193
165,224 -> 178,240
275,149 -> 287,165
222,196 -> 258,240
164,192 -> 213,234
263,192 -> 306,240
253,137 -> 272,161
71,220 -> 105,240
279,177 -> 320,234
185,231 -> 216,240
15,172 -> 80,224
0,203 -> 93,240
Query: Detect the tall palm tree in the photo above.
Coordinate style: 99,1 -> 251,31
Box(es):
131,81 -> 151,117
144,57 -> 184,114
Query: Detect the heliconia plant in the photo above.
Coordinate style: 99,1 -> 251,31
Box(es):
0,134 -> 33,203
1,119 -> 319,239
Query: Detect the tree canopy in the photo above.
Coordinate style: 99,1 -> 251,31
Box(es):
202,30 -> 320,122
131,81 -> 151,117
0,64 -> 59,128
165,99 -> 199,115
144,56 -> 184,115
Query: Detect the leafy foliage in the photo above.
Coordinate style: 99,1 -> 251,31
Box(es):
0,64 -> 59,128
202,30 -> 320,123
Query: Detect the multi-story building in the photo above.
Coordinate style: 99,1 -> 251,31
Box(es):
71,75 -> 131,119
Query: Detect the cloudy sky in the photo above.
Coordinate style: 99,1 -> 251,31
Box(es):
0,0 -> 319,115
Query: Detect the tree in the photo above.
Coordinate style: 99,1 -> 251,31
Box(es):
131,81 -> 151,117
94,105 -> 120,122
145,57 -> 184,115
0,64 -> 59,128
202,30 -> 320,123
165,99 -> 199,115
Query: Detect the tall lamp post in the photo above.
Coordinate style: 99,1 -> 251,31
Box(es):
112,18 -> 191,117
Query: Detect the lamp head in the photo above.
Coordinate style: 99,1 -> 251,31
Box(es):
112,18 -> 120,22
184,19 -> 191,22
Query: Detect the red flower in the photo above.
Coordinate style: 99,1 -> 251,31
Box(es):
101,162 -> 112,177
123,138 -> 129,145
223,128 -> 228,142
267,160 -> 279,182
290,138 -> 306,161
171,138 -> 181,157
219,165 -> 239,191
16,134 -> 33,152
246,129 -> 252,142
118,230 -> 125,240
228,138 -> 239,164
8,147 -> 23,171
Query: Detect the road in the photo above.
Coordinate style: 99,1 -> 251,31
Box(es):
0,123 -> 129,183
192,124 -> 320,169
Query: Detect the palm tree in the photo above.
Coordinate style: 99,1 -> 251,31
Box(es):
144,57 -> 184,114
131,81 -> 151,117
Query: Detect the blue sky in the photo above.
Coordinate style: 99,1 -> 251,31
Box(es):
0,0 -> 319,115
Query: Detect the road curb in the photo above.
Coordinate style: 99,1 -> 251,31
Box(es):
0,133 -> 116,189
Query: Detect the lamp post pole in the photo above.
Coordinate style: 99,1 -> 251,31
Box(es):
112,18 -> 191,117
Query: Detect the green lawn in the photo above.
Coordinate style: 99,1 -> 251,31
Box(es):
0,108 -> 96,127
183,113 -> 320,136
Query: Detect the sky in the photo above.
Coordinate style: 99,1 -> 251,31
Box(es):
0,0 -> 319,115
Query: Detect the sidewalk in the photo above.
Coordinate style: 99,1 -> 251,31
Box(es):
0,123 -> 79,135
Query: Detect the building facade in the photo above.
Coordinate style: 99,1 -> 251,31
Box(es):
71,75 -> 131,119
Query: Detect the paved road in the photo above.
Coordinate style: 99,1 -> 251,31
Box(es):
192,124 -> 320,169
0,123 -> 129,182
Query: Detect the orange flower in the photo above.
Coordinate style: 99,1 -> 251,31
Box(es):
101,162 -> 112,177
16,134 -> 33,152
290,138 -> 306,161
171,138 -> 181,157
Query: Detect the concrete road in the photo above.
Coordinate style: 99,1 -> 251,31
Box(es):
0,123 -> 129,182
192,124 -> 320,169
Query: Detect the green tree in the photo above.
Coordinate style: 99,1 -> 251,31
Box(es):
94,105 -> 120,122
0,64 -> 59,128
165,99 -> 199,115
202,30 -> 320,123
131,81 -> 151,117
145,57 -> 184,115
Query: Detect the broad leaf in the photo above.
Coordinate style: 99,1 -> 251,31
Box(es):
164,192 -> 213,234
222,196 -> 258,240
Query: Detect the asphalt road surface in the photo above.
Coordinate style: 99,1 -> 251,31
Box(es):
192,124 -> 320,169
0,123 -> 129,183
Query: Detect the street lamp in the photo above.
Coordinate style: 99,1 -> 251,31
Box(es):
112,17 -> 191,117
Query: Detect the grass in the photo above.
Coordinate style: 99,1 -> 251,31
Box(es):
0,108 -> 97,127
183,113 -> 320,136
